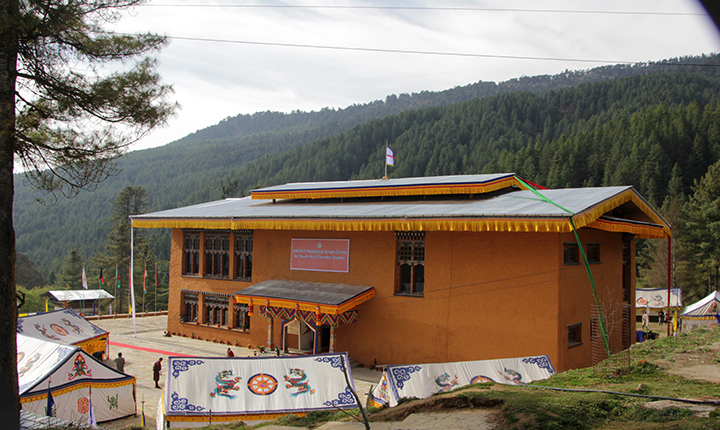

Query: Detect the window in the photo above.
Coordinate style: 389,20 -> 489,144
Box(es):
587,243 -> 601,263
563,243 -> 580,265
204,233 -> 230,278
183,232 -> 200,275
234,303 -> 250,331
204,293 -> 230,326
182,291 -> 198,322
235,230 -> 253,281
568,322 -> 582,348
396,231 -> 425,296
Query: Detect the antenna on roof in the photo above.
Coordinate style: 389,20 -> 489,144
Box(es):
383,140 -> 394,180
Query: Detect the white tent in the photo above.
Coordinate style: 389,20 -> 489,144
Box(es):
680,291 -> 720,329
160,353 -> 357,428
18,308 -> 109,358
17,333 -> 136,423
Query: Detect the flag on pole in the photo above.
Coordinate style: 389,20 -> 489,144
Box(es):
99,267 -> 104,286
386,146 -> 395,166
141,400 -> 146,426
155,263 -> 159,288
116,265 -> 120,289
81,264 -> 88,290
143,263 -> 147,294
46,385 -> 54,417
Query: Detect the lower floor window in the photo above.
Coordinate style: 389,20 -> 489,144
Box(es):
234,304 -> 250,331
568,322 -> 583,348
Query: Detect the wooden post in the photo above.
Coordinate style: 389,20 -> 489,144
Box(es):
329,325 -> 336,353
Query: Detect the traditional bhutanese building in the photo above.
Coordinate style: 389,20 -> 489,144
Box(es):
131,173 -> 670,372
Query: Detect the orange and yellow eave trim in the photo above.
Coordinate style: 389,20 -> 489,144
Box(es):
234,288 -> 375,315
20,378 -> 136,403
250,174 -> 531,200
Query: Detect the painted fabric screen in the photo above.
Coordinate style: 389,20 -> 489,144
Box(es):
165,353 -> 357,419
369,355 -> 555,407
636,288 -> 682,309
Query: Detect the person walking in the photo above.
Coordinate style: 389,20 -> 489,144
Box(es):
114,352 -> 125,372
153,357 -> 163,388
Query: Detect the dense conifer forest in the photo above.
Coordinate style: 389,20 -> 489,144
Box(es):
13,54 -> 720,302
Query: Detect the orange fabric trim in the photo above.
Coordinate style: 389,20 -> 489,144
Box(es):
166,412 -> 303,422
250,176 -> 528,200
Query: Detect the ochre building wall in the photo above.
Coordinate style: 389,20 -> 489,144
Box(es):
166,227 -> 633,372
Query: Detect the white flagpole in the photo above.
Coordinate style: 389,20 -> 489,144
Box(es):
130,225 -> 137,337
384,141 -> 388,179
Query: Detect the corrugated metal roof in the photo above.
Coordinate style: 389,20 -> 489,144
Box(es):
41,290 -> 115,301
134,186 -> 632,220
251,173 -> 517,197
233,279 -> 372,306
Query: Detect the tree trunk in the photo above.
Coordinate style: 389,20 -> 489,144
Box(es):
0,1 -> 20,428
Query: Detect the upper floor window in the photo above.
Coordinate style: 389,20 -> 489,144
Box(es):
396,231 -> 425,296
563,243 -> 580,265
183,232 -> 200,275
587,243 -> 601,264
204,233 -> 230,278
235,230 -> 253,281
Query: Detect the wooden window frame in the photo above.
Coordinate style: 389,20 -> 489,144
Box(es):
234,231 -> 253,281
395,231 -> 425,297
568,322 -> 583,348
563,242 -> 580,265
233,303 -> 250,332
587,243 -> 601,264
182,233 -> 200,275
204,233 -> 230,278
203,293 -> 230,327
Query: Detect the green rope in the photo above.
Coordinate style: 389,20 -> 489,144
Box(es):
514,176 -> 612,358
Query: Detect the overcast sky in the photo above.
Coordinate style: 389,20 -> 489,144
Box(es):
112,0 -> 720,151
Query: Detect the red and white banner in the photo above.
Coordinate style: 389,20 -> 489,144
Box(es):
290,239 -> 349,273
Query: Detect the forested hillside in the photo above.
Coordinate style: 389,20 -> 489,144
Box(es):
13,54 -> 720,283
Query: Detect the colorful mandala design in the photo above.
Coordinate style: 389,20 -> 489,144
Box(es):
50,323 -> 68,336
247,373 -> 278,396
470,375 -> 494,384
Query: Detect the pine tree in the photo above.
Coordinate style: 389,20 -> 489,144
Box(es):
0,2 -> 176,424
55,247 -> 84,290
94,186 -> 151,313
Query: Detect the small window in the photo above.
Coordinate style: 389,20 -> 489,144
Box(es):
396,231 -> 425,296
568,322 -> 582,348
587,243 -> 601,264
564,243 -> 580,265
183,233 -> 200,275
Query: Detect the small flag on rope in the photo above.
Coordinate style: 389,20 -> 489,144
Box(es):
46,385 -> 54,417
143,263 -> 147,294
386,146 -> 395,166
81,264 -> 88,290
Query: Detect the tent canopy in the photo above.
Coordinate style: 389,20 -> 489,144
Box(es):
40,290 -> 114,302
18,308 -> 109,356
681,291 -> 720,320
17,333 -> 136,423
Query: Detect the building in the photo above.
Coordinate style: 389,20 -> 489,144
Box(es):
131,174 -> 670,372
